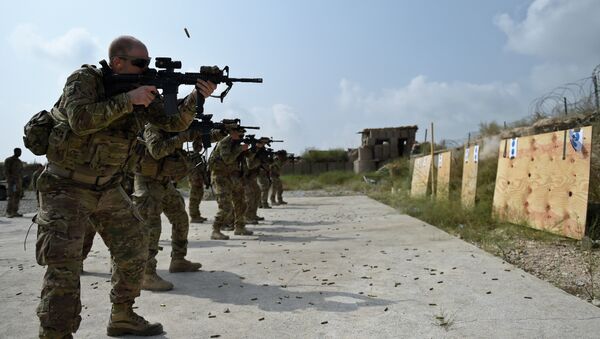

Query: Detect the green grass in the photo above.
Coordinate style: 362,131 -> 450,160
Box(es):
283,156 -> 574,255
282,171 -> 368,191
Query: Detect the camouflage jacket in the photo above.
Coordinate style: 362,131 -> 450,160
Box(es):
243,150 -> 262,180
46,64 -> 197,179
209,135 -> 246,175
31,167 -> 44,190
269,158 -> 286,178
188,132 -> 227,182
4,155 -> 23,182
136,124 -> 189,180
138,125 -> 227,181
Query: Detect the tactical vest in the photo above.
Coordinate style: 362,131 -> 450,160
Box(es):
136,148 -> 190,181
46,65 -> 144,178
209,135 -> 241,174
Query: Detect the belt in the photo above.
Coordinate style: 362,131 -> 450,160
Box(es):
47,163 -> 114,186
134,172 -> 173,184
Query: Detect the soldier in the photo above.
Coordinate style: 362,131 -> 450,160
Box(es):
270,150 -> 288,205
4,147 -> 24,217
187,139 -> 208,223
244,138 -> 268,223
34,35 -> 216,338
209,126 -> 255,240
257,151 -> 272,209
133,124 -> 225,291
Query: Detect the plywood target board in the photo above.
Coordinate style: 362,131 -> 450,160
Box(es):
461,145 -> 479,208
436,151 -> 452,200
492,126 -> 592,240
411,155 -> 432,197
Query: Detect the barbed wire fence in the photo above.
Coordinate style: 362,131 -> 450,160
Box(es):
441,63 -> 600,150
529,71 -> 599,119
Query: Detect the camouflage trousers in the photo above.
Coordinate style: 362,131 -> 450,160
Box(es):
188,175 -> 204,218
257,174 -> 270,206
270,175 -> 284,202
80,179 -> 134,260
35,170 -> 147,336
132,175 -> 190,274
6,179 -> 22,216
211,171 -> 246,230
244,175 -> 261,220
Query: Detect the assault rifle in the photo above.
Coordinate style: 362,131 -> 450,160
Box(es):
262,137 -> 284,146
287,153 -> 302,163
241,135 -> 277,149
258,147 -> 275,162
189,116 -> 259,149
100,57 -> 262,115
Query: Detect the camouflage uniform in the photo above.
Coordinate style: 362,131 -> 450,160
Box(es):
35,63 -> 196,338
133,124 -> 210,288
270,157 -> 287,204
257,165 -> 271,208
4,153 -> 23,217
243,151 -> 262,223
81,170 -> 134,263
209,135 -> 253,239
187,140 -> 207,222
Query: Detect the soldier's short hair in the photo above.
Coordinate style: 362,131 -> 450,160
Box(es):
14,147 -> 21,154
108,36 -> 146,59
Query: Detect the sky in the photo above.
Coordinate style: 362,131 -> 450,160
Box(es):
1,0 -> 599,162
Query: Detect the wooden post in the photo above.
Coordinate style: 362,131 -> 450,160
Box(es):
430,122 -> 435,197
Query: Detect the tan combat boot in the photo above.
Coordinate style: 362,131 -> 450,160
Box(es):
107,303 -> 163,337
211,230 -> 230,240
141,272 -> 174,291
234,226 -> 254,236
221,224 -> 234,231
169,258 -> 202,273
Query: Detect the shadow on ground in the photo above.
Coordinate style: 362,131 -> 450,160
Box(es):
162,270 -> 393,313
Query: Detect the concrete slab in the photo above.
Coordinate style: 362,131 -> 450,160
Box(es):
1,195 -> 600,338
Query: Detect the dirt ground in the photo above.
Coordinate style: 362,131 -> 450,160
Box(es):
502,239 -> 600,304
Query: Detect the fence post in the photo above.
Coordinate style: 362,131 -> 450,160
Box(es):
430,122 -> 435,198
593,74 -> 599,115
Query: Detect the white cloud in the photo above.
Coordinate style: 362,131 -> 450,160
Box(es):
9,24 -> 103,68
495,0 -> 600,61
210,102 -> 304,153
335,76 -> 524,143
495,0 -> 600,91
247,104 -> 303,152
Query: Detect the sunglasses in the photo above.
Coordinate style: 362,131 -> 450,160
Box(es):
117,55 -> 151,69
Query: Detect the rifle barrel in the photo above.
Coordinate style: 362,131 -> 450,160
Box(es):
228,78 -> 263,83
